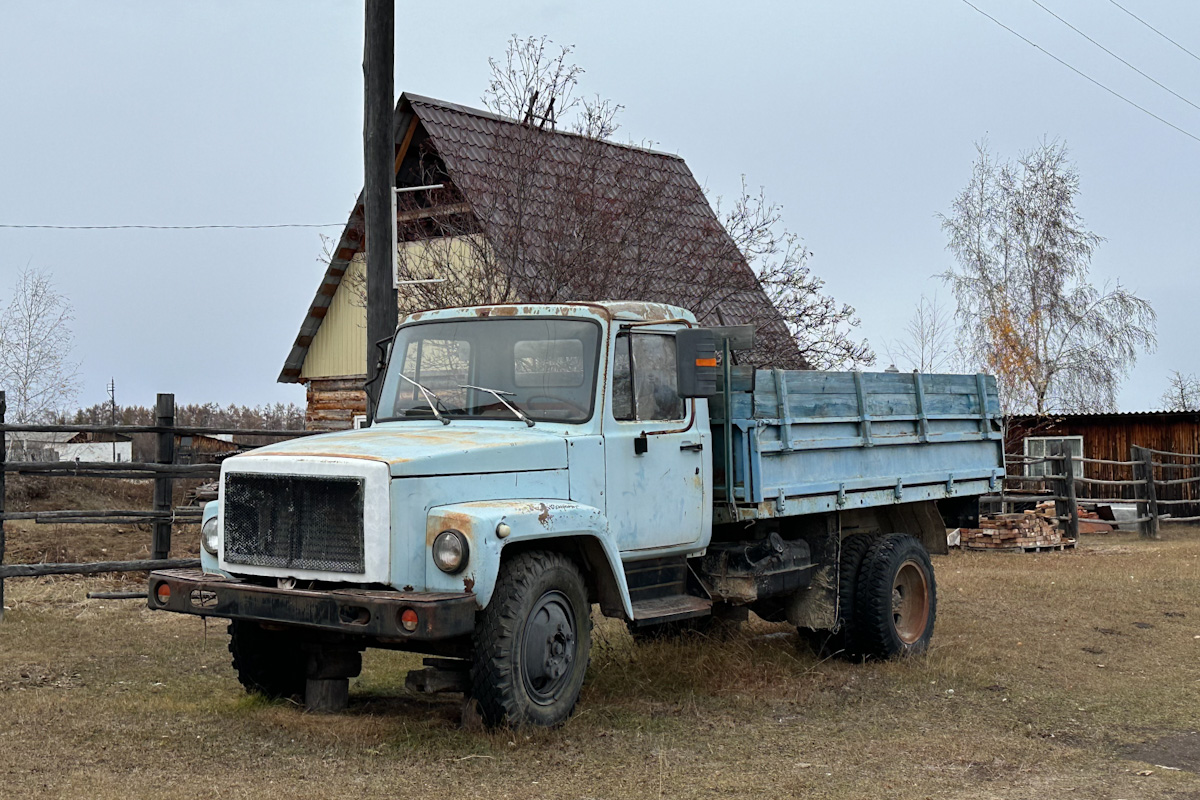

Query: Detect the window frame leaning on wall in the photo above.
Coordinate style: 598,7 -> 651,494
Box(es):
1024,435 -> 1084,477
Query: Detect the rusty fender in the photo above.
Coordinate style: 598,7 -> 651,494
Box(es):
423,499 -> 631,618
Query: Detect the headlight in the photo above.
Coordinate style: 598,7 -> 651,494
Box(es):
201,517 -> 219,555
432,530 -> 469,574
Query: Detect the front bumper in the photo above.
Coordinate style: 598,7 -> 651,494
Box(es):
147,569 -> 476,641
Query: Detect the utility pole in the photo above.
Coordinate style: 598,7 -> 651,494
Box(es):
363,0 -> 396,424
107,378 -> 116,461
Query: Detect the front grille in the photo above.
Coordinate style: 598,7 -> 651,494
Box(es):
223,473 -> 366,574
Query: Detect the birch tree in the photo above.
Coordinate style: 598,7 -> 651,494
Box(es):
886,293 -> 958,374
940,140 -> 1155,414
0,267 -> 80,422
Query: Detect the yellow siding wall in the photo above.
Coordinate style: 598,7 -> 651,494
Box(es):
300,237 -> 489,380
300,255 -> 368,380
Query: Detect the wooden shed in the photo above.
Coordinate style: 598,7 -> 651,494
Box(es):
1006,412 -> 1200,515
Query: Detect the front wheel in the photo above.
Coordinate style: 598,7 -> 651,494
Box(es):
853,533 -> 936,659
470,551 -> 592,728
227,620 -> 307,700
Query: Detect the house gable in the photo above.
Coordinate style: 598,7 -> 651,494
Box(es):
281,92 -> 801,386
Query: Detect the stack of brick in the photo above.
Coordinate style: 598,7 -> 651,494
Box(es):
960,503 -> 1073,550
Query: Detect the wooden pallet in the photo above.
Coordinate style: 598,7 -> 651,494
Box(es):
964,539 -> 1077,553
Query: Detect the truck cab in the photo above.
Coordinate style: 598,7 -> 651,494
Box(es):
151,301 -> 1003,727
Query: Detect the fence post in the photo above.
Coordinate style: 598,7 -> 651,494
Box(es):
1132,446 -> 1150,538
0,390 -> 6,622
152,393 -> 176,560
1062,444 -> 1080,542
1046,443 -> 1065,532
1141,446 -> 1160,539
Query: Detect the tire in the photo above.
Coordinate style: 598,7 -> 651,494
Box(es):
470,551 -> 592,728
853,533 -> 936,660
798,532 -> 876,659
228,620 -> 307,700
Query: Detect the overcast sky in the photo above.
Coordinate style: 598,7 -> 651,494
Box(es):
1,1 -> 1197,412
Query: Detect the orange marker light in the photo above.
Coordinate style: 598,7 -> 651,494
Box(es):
400,608 -> 419,632
695,358 -> 717,367
155,582 -> 171,605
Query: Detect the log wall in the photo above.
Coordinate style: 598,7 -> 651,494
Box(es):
305,377 -> 368,432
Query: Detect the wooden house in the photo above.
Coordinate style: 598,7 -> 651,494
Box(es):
278,93 -> 800,430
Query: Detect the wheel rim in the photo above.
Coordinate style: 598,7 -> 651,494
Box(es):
521,590 -> 577,705
891,560 -> 930,644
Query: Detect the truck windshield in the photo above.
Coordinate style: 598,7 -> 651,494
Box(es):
376,318 -> 602,424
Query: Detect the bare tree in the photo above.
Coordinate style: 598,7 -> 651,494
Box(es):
342,35 -> 872,370
1160,371 -> 1200,412
0,267 -> 80,422
940,140 -> 1156,414
886,293 -> 958,373
717,180 -> 873,369
483,35 -> 583,129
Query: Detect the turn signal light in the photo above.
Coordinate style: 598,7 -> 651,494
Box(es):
400,608 -> 419,632
155,582 -> 171,605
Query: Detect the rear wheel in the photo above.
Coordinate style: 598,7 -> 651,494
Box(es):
853,533 -> 936,659
470,551 -> 592,728
799,532 -> 876,659
228,621 -> 307,700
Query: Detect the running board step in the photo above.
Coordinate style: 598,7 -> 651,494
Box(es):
629,595 -> 712,626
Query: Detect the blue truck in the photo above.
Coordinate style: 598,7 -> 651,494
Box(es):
149,301 -> 1004,727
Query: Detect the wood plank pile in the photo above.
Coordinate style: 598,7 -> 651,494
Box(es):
183,481 -> 219,506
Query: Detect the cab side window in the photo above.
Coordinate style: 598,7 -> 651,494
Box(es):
612,333 -> 685,421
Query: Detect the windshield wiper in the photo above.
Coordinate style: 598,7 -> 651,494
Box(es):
397,372 -> 451,425
461,384 -> 535,427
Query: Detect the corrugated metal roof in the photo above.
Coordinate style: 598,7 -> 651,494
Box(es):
1009,411 -> 1200,421
279,93 -> 799,383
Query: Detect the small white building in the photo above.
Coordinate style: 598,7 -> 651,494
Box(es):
5,431 -> 133,463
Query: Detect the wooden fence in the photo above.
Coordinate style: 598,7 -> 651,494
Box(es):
0,391 -> 315,620
985,441 -> 1200,541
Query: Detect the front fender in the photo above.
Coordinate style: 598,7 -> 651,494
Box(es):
424,499 -> 631,617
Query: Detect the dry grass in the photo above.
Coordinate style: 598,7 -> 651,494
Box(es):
0,530 -> 1198,799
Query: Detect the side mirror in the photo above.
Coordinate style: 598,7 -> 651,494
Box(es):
676,328 -> 718,398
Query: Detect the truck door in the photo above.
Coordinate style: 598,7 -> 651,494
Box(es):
604,329 -> 711,553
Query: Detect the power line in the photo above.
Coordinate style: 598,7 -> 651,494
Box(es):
959,0 -> 1200,145
0,222 -> 344,230
1107,0 -> 1200,65
1029,0 -> 1200,113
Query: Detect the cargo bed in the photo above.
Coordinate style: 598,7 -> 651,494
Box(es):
711,369 -> 1005,523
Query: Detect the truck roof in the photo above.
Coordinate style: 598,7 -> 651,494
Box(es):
402,301 -> 698,325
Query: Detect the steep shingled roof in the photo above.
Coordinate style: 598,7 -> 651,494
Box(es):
278,93 -> 799,383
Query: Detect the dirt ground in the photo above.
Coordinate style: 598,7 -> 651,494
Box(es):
0,524 -> 1198,800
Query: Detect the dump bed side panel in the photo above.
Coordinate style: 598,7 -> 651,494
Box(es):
712,370 -> 1005,522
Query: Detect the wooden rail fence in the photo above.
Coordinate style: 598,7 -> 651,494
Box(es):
0,391 -> 315,621
985,441 -> 1200,541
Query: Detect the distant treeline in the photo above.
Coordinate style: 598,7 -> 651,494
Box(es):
53,402 -> 305,431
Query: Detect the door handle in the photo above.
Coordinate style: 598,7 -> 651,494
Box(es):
679,442 -> 703,452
